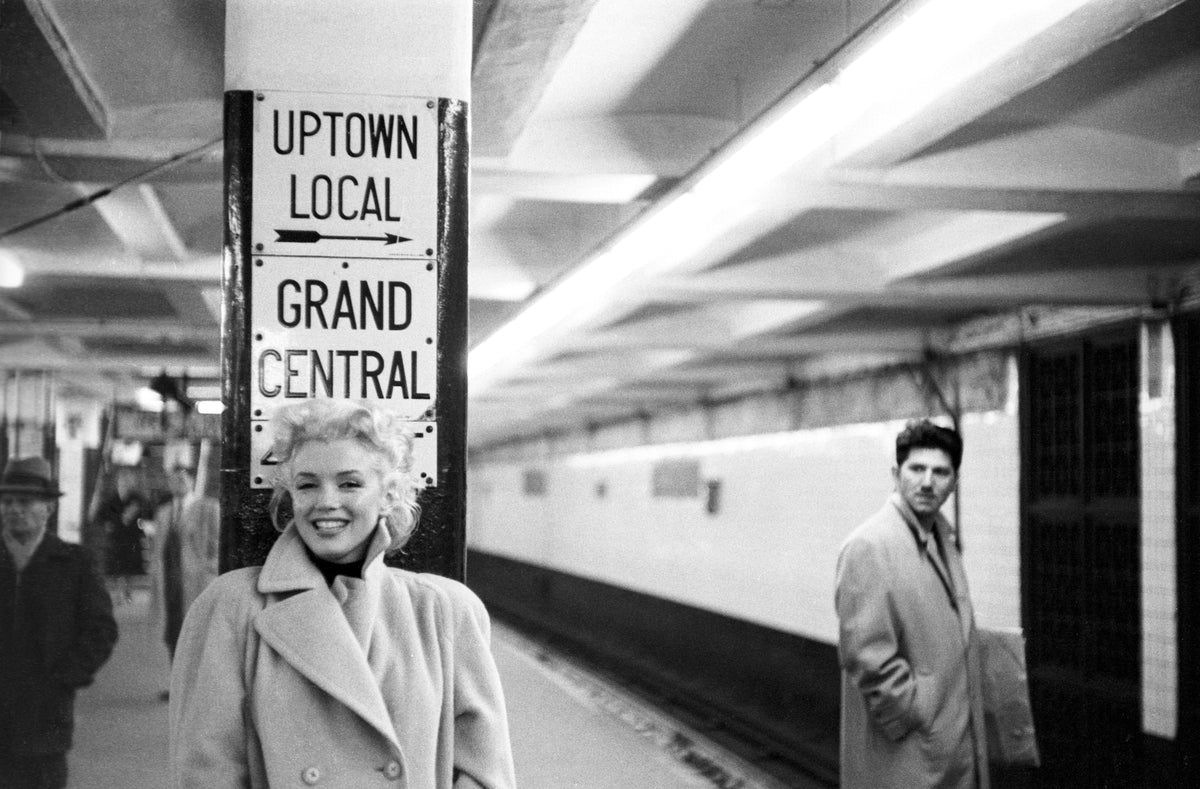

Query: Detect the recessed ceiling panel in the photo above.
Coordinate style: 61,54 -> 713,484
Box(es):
719,208 -> 895,269
950,217 -> 1200,276
10,279 -> 177,320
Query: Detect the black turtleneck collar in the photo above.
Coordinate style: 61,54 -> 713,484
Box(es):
305,547 -> 365,586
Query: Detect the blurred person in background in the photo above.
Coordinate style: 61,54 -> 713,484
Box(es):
154,461 -> 220,696
175,465 -> 220,625
169,399 -> 515,788
835,420 -> 988,789
93,464 -> 151,603
0,457 -> 118,789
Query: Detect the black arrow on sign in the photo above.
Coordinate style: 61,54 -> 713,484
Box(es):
275,229 -> 411,245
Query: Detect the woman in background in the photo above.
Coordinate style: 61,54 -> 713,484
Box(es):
169,399 -> 515,788
94,465 -> 150,603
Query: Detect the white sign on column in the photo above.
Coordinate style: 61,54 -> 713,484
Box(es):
248,90 -> 440,488
252,91 -> 437,258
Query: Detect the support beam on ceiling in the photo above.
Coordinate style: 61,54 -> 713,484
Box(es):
471,0 -> 600,157
90,184 -> 188,260
23,255 -> 221,282
472,167 -> 657,204
836,0 -> 1190,167
0,0 -> 109,138
0,295 -> 33,320
879,212 -> 1067,281
792,175 -> 1200,219
503,114 -> 734,177
557,325 -> 929,354
652,264 -> 1188,307
0,145 -> 223,186
873,125 -> 1188,192
580,302 -> 826,349
0,319 -> 218,341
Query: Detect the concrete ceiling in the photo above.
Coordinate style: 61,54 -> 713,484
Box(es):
1,0 -> 1198,447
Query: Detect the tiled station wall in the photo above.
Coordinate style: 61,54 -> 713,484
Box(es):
467,326 -> 1180,741
467,352 -> 1021,646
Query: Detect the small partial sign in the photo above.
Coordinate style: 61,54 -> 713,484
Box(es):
250,419 -> 438,490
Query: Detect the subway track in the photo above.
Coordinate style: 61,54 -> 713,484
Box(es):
493,610 -> 837,789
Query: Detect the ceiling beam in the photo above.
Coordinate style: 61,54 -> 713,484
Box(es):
0,319 -> 217,341
160,282 -> 223,324
618,361 -> 792,386
735,330 -> 932,356
23,255 -> 221,282
870,125 -> 1187,192
0,0 -> 109,138
0,337 -> 212,375
793,174 -> 1200,219
837,0 -> 1190,167
0,148 -> 223,186
471,167 -> 657,204
653,261 -> 1187,307
0,295 -> 33,320
553,303 -> 824,351
65,352 -> 219,372
556,324 -> 928,354
471,0 -> 600,158
628,1 -> 1191,283
878,212 -> 1068,281
501,114 -> 734,178
89,184 -> 189,260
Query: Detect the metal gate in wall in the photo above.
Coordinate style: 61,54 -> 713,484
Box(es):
1021,328 -> 1141,786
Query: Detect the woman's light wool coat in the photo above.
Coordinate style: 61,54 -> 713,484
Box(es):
169,524 -> 515,788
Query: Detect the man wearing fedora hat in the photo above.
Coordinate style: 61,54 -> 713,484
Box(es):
0,456 -> 118,788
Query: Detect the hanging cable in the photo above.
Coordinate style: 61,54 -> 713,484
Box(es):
0,136 -> 222,242
29,136 -> 72,185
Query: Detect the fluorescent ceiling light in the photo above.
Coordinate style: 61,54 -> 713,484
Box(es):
468,0 -> 1101,393
694,83 -> 853,199
832,0 -> 1093,157
196,400 -> 226,415
698,0 -> 1094,194
0,249 -> 25,288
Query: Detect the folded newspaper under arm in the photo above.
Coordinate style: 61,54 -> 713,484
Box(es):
978,626 -> 1041,768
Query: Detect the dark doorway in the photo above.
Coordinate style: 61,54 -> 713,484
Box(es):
1021,327 -> 1141,786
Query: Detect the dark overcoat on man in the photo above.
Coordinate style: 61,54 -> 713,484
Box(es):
0,531 -> 118,757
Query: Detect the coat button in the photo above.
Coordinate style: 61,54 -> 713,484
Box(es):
382,760 -> 402,780
301,765 -> 321,785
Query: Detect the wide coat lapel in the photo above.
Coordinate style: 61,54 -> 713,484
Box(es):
251,526 -> 401,752
889,493 -> 957,610
938,521 -> 974,644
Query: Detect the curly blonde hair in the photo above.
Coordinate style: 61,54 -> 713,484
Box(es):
268,399 -> 422,553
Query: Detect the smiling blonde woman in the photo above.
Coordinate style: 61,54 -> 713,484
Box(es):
169,399 -> 515,789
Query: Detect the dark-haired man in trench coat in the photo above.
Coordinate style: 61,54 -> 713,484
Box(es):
835,420 -> 989,788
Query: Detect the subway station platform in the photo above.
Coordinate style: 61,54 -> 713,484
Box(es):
67,584 -> 803,788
